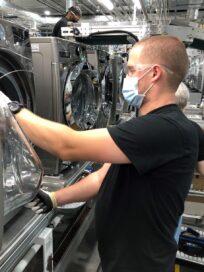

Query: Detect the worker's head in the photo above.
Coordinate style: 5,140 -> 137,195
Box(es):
128,35 -> 189,90
175,82 -> 190,110
123,35 -> 189,111
66,6 -> 82,22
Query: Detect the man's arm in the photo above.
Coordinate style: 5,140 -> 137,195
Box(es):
31,163 -> 111,213
55,163 -> 111,205
191,121 -> 204,176
196,124 -> 204,176
197,161 -> 204,176
16,109 -> 130,164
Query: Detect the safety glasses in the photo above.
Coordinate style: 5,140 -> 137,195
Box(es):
125,63 -> 174,76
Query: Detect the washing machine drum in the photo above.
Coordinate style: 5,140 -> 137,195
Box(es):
0,51 -> 34,110
64,70 -> 99,130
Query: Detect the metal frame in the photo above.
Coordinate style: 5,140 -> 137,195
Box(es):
0,162 -> 95,272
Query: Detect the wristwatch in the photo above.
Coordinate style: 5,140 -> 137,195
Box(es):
8,101 -> 24,114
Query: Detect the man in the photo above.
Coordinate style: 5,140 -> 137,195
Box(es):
176,82 -> 204,175
174,82 -> 204,243
12,36 -> 199,272
52,6 -> 81,38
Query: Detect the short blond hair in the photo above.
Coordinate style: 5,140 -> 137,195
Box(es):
175,82 -> 190,110
133,35 -> 189,89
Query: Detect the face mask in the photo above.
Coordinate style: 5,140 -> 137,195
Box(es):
122,68 -> 154,109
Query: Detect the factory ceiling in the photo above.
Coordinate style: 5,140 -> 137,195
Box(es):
0,0 -> 204,27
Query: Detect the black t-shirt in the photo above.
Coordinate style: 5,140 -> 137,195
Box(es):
95,104 -> 199,272
191,121 -> 204,161
52,16 -> 68,38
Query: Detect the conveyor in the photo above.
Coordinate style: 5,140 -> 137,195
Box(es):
0,161 -> 96,272
176,173 -> 204,269
177,226 -> 204,266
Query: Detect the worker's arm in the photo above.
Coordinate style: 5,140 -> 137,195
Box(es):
16,109 -> 129,164
31,163 -> 111,213
196,160 -> 204,176
55,163 -> 110,205
192,122 -> 204,176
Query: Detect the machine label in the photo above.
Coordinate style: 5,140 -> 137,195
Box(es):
31,43 -> 40,52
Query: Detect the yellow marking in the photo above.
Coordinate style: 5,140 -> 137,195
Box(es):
175,264 -> 180,272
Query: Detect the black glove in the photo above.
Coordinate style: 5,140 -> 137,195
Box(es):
26,189 -> 57,214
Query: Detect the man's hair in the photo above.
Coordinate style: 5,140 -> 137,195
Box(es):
175,82 -> 190,110
67,6 -> 82,17
133,35 -> 189,89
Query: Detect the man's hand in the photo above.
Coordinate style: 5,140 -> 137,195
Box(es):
26,189 -> 57,214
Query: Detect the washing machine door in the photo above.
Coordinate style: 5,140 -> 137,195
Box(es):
118,66 -> 125,108
0,19 -> 35,111
0,92 -> 43,224
0,50 -> 34,111
96,65 -> 113,127
109,56 -> 126,124
64,64 -> 100,130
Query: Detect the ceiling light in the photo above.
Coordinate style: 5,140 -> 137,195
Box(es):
132,0 -> 142,10
98,0 -> 114,11
0,0 -> 6,6
44,10 -> 50,15
24,11 -> 42,21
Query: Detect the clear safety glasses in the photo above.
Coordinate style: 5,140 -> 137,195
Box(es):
124,63 -> 174,76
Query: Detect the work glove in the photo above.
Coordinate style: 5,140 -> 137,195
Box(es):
26,189 -> 57,214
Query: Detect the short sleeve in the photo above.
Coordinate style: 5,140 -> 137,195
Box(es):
192,122 -> 204,161
108,115 -> 184,175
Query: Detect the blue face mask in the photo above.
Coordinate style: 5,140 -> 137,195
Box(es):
122,68 -> 154,109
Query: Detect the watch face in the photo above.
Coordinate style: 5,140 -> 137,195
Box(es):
10,102 -> 18,112
8,101 -> 23,114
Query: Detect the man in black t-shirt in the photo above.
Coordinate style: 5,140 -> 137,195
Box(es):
174,82 -> 204,242
175,82 -> 204,173
52,6 -> 81,38
13,36 -> 200,272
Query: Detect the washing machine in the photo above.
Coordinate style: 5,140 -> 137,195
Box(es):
0,19 -> 35,111
30,37 -> 102,175
93,49 -> 112,127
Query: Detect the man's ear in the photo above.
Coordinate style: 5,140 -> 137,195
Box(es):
151,65 -> 162,82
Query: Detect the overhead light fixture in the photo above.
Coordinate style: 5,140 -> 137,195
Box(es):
132,0 -> 142,10
24,11 -> 42,21
98,0 -> 114,11
44,10 -> 50,16
0,0 -> 6,6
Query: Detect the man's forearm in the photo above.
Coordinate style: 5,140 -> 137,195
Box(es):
55,163 -> 111,205
55,172 -> 100,205
197,160 -> 204,176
